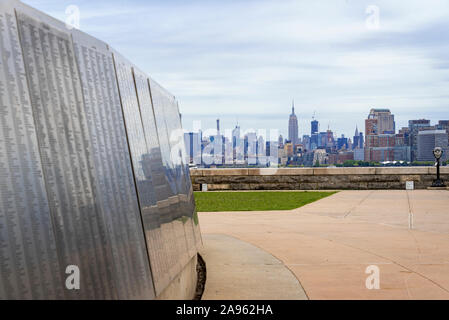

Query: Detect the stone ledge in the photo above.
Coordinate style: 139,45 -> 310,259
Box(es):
375,167 -> 430,175
431,166 -> 449,174
189,169 -> 203,176
202,169 -> 249,176
313,167 -> 375,175
248,168 -> 314,175
190,167 -> 449,190
191,167 -> 446,176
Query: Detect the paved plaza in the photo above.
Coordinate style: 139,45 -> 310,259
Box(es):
199,190 -> 449,300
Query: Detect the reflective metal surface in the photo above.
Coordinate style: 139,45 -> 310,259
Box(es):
149,78 -> 191,273
150,79 -> 203,251
16,10 -> 115,299
71,32 -> 155,299
0,0 -> 199,299
0,0 -> 63,299
132,68 -> 175,294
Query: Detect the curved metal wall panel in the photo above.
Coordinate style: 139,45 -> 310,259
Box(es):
147,78 -> 191,274
71,32 -> 155,300
0,0 -> 199,299
134,68 -> 192,295
150,79 -> 202,250
0,0 -> 63,299
16,10 -> 116,299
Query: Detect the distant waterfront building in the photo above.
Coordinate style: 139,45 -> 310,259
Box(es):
365,108 -> 396,161
310,134 -> 318,150
438,120 -> 449,128
257,135 -> 266,165
184,132 -> 202,165
232,124 -> 240,148
318,132 -> 327,148
311,119 -> 319,135
302,135 -> 311,151
394,146 -> 411,162
354,148 -> 365,161
368,108 -> 395,134
313,149 -> 328,165
310,117 -> 319,150
232,124 -> 244,164
337,134 -> 349,150
288,100 -> 299,145
328,151 -> 354,165
278,134 -> 284,149
325,130 -> 333,149
278,148 -> 288,165
353,126 -> 364,149
244,132 -> 258,165
417,130 -> 449,161
408,119 -> 432,161
284,141 -> 294,157
437,120 -> 449,145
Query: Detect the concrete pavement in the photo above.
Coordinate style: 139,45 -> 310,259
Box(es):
199,190 -> 449,300
201,234 -> 308,300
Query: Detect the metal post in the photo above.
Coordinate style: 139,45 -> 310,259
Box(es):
431,147 -> 445,187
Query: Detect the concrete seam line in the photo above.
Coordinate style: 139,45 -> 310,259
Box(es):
223,233 -> 310,300
343,190 -> 374,218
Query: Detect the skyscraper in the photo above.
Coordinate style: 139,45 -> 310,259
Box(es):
288,100 -> 299,145
232,124 -> 243,163
311,119 -> 319,135
337,134 -> 348,150
408,119 -> 432,161
417,130 -> 449,161
367,109 -> 395,134
278,134 -> 284,149
353,126 -> 360,149
365,109 -> 395,161
184,132 -> 202,165
353,126 -> 364,149
364,108 -> 410,162
232,124 -> 240,149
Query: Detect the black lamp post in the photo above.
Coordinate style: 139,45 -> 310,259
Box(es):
431,147 -> 445,187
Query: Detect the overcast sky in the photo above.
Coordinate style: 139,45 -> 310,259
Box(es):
24,0 -> 449,139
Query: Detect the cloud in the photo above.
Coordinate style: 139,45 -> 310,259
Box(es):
23,0 -> 449,138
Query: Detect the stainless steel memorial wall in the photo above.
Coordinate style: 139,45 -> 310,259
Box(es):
0,0 -> 201,300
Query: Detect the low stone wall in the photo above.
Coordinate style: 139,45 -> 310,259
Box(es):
190,167 -> 449,190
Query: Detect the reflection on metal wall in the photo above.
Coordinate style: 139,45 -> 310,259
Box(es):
71,32 -> 155,300
149,79 -> 202,254
132,67 -> 183,295
0,0 -> 200,299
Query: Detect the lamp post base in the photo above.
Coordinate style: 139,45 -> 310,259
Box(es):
431,179 -> 446,188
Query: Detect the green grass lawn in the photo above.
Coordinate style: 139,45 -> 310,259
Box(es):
194,191 -> 337,212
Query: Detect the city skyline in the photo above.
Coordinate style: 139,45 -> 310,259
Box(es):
184,106 -> 449,167
181,105 -> 447,144
22,0 -> 449,139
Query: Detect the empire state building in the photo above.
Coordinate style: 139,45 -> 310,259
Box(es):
288,100 -> 299,145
